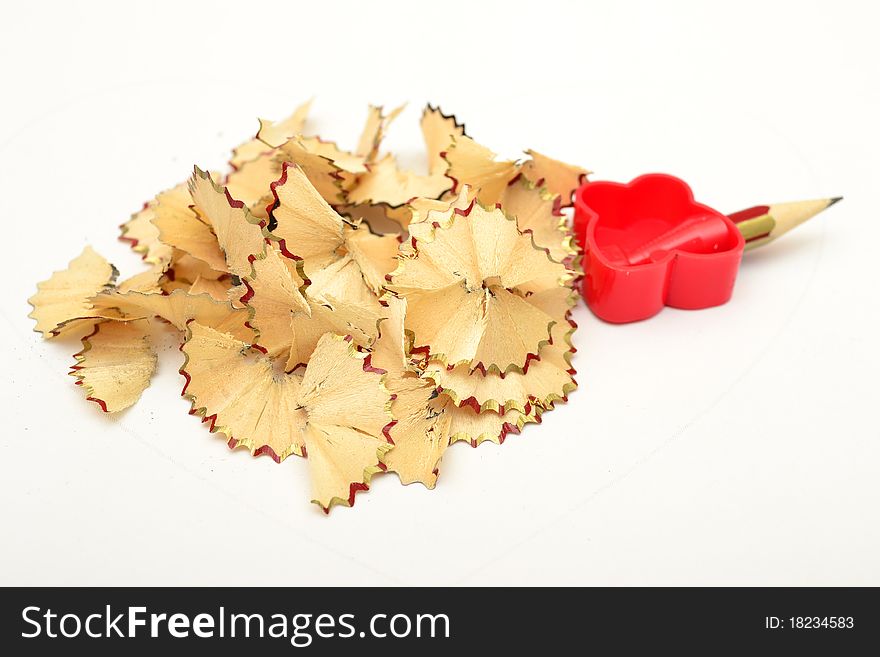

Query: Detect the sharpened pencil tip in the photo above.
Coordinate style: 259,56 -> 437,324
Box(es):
829,196 -> 843,206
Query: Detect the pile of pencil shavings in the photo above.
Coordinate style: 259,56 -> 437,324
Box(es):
28,102 -> 587,512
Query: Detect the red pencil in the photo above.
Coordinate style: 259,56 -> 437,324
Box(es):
728,197 -> 842,250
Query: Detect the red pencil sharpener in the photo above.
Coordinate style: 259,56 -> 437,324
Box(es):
573,174 -> 745,323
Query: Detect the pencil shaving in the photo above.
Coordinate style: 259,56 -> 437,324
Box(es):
30,100 -> 586,512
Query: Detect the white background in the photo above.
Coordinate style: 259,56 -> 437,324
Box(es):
1,0 -> 877,585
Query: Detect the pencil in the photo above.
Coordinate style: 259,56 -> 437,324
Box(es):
727,197 -> 842,250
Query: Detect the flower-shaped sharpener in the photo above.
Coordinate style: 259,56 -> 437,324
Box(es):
574,174 -> 745,323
